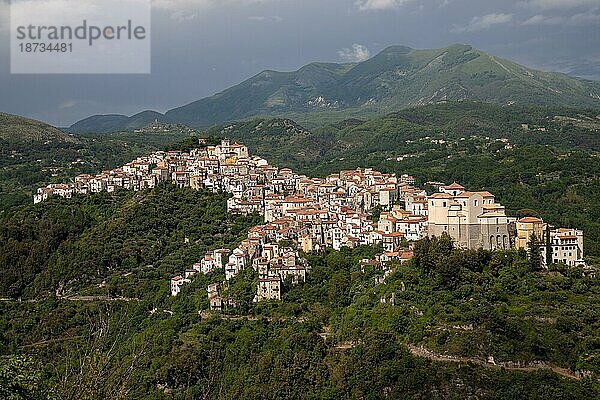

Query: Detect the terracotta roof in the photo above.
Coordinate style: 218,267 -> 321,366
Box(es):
455,191 -> 494,198
401,251 -> 414,260
383,232 -> 405,238
443,182 -> 465,190
519,217 -> 543,223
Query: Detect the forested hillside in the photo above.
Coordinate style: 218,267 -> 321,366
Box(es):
0,189 -> 599,398
2,102 -> 600,398
0,185 -> 260,299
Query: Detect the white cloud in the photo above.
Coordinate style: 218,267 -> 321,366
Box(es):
452,13 -> 513,32
567,9 -> 600,25
59,100 -> 79,109
153,0 -> 275,11
354,0 -> 413,11
522,10 -> 600,25
169,10 -> 198,21
519,0 -> 599,10
522,14 -> 565,24
338,43 -> 371,62
248,15 -> 283,22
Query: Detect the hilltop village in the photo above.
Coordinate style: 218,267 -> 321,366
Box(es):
35,139 -> 586,304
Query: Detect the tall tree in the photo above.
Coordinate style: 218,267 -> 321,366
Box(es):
528,232 -> 543,271
545,224 -> 553,268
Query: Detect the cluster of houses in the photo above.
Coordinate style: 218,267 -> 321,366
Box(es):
516,218 -> 585,267
35,139 -> 586,305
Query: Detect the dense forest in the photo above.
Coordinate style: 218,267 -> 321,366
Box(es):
0,188 -> 599,399
2,101 -> 600,398
0,185 -> 260,299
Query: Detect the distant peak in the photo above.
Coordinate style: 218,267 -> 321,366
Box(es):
446,43 -> 474,51
378,45 -> 413,55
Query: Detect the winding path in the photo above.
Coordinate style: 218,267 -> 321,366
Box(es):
406,345 -> 589,381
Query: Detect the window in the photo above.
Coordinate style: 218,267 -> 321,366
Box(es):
474,200 -> 479,207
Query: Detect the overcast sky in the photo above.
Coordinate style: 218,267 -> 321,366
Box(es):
0,0 -> 599,126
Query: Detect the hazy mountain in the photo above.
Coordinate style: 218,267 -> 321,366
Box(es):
69,44 -> 600,133
69,111 -> 166,134
0,112 -> 79,144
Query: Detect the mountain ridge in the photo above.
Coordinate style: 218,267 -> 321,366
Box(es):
0,112 -> 80,144
68,44 -> 600,133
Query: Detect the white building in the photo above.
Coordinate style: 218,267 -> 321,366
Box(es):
541,228 -> 585,267
254,278 -> 281,302
170,276 -> 191,296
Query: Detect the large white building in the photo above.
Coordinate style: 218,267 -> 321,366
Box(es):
428,188 -> 514,250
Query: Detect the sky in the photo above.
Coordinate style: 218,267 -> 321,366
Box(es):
0,0 -> 599,127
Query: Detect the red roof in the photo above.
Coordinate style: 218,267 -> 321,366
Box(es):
443,182 -> 465,190
519,217 -> 543,223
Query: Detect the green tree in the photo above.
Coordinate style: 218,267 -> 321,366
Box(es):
528,232 -> 543,271
545,224 -> 553,269
0,356 -> 57,400
414,233 -> 454,275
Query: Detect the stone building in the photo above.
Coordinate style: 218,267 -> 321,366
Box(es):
427,187 -> 514,250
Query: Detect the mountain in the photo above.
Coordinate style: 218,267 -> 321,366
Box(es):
68,44 -> 600,133
69,110 -> 166,134
1,112 -> 79,144
4,104 -> 600,398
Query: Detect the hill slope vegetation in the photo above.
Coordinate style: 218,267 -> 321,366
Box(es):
0,190 -> 599,399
